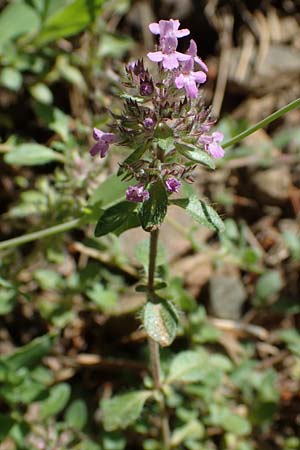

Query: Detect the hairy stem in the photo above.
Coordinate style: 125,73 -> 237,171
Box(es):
147,229 -> 170,449
223,97 -> 300,149
0,218 -> 81,251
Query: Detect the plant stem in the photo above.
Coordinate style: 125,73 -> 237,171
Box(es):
223,97 -> 300,149
148,229 -> 159,293
147,229 -> 170,449
0,218 -> 81,251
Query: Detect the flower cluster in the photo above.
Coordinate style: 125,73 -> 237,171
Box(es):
147,20 -> 207,98
90,19 -> 225,203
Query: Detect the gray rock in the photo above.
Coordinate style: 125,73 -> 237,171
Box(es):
209,273 -> 247,319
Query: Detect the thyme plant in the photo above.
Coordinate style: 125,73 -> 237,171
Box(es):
0,13 -> 300,450
91,19 -> 226,448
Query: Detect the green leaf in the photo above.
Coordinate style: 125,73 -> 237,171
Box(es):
40,383 -> 71,419
101,391 -> 151,431
65,399 -> 88,430
167,350 -> 209,383
154,123 -> 174,152
34,0 -> 105,45
208,404 -> 251,435
99,33 -> 134,58
0,0 -> 40,48
176,142 -> 215,169
143,299 -> 178,347
280,328 -> 300,356
118,144 -> 148,176
34,269 -> 64,290
139,180 -> 168,231
57,56 -> 86,89
95,201 -> 137,237
89,174 -> 131,207
0,67 -> 22,91
0,376 -> 45,404
282,230 -> 300,261
114,212 -> 140,236
171,420 -> 204,447
0,334 -> 54,371
171,197 -> 225,232
0,413 -> 15,441
0,288 -> 16,315
4,144 -> 64,166
86,283 -> 118,312
30,83 -> 53,104
255,270 -> 283,300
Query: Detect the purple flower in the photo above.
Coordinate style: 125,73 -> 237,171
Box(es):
174,58 -> 207,98
143,117 -> 155,129
147,36 -> 190,70
126,184 -> 150,202
90,128 -> 117,158
165,177 -> 181,193
199,131 -> 224,158
140,78 -> 154,96
149,19 -> 190,40
186,39 -> 208,72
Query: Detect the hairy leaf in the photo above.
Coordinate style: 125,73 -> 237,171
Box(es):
171,197 -> 224,232
95,201 -> 137,237
139,180 -> 168,231
143,299 -> 178,347
167,350 -> 209,383
176,142 -> 215,169
101,391 -> 151,431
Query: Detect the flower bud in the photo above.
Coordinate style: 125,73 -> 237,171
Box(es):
143,117 -> 155,130
140,78 -> 154,96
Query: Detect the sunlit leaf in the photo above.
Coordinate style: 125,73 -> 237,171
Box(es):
171,196 -> 224,232
4,144 -> 63,166
176,142 -> 215,169
143,298 -> 178,347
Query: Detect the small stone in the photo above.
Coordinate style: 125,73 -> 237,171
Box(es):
252,167 -> 291,204
209,272 -> 247,319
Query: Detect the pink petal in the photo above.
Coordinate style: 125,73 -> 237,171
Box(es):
176,52 -> 191,62
212,131 -> 224,143
99,142 -> 109,158
187,39 -> 197,57
160,20 -> 176,37
161,36 -> 178,53
185,80 -> 198,98
149,22 -> 160,34
147,51 -> 164,62
103,133 -> 117,144
169,19 -> 180,31
90,142 -> 100,156
199,135 -> 212,145
162,54 -> 179,70
175,74 -> 185,89
175,28 -> 190,38
208,143 -> 224,158
195,56 -> 208,72
193,70 -> 207,84
93,128 -> 104,141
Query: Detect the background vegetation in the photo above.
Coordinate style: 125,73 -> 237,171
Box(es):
0,0 -> 300,449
